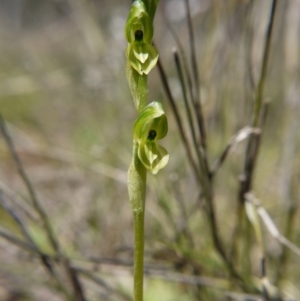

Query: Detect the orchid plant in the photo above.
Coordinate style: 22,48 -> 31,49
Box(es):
125,1 -> 168,300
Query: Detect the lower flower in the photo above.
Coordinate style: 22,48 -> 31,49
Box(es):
133,102 -> 169,174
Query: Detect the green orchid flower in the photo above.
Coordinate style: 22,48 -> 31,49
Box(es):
125,0 -> 158,76
133,101 -> 169,174
125,0 -> 153,44
126,42 -> 159,75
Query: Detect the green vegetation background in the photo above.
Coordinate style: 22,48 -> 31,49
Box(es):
0,0 -> 299,300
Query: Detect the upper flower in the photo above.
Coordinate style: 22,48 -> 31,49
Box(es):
126,42 -> 158,75
125,0 -> 153,44
133,101 -> 169,174
125,0 -> 159,76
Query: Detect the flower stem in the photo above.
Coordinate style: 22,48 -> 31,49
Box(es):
128,145 -> 147,301
133,211 -> 145,301
126,61 -> 148,112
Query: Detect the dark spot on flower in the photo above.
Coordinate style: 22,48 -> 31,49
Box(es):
135,30 -> 143,41
148,130 -> 157,140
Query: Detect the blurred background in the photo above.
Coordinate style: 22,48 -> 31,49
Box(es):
0,0 -> 300,300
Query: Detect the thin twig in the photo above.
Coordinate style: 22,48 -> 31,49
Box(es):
171,192 -> 202,243
0,114 -> 60,254
0,191 -> 36,246
240,0 -> 278,202
173,48 -> 198,162
173,48 -> 210,203
211,127 -> 261,176
0,180 -> 38,222
173,4 -> 248,289
156,57 -> 201,183
253,2 -> 277,127
157,48 -> 247,292
275,203 -> 298,285
172,61 -> 241,290
165,18 -> 194,120
0,114 -> 86,301
225,291 -> 292,301
145,269 -> 229,289
170,175 -> 195,247
184,0 -> 207,150
0,200 -> 70,297
244,1 -> 256,97
261,258 -> 270,301
0,228 -> 37,252
247,194 -> 300,257
0,191 -> 58,283
233,1 -> 277,281
77,267 -> 131,301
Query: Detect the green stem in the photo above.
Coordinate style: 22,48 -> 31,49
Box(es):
126,62 -> 148,113
133,211 -> 145,301
128,144 -> 147,301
